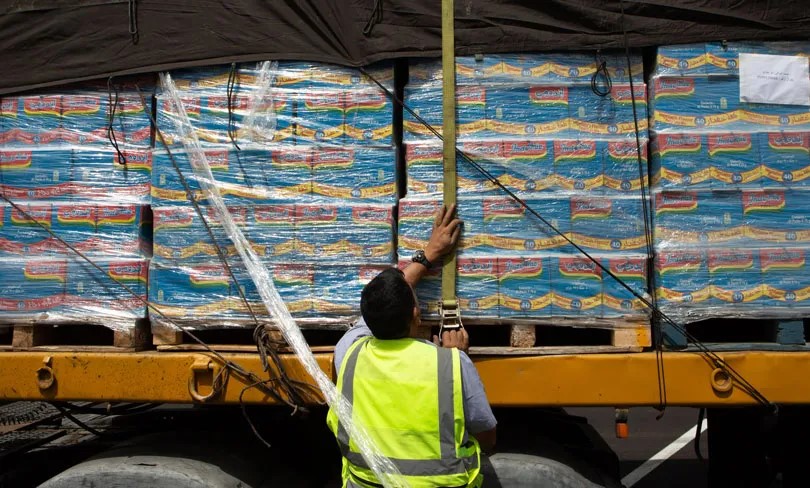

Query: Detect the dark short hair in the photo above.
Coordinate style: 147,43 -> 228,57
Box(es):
360,268 -> 415,340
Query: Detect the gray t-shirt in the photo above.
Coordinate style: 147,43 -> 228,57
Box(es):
333,320 -> 497,435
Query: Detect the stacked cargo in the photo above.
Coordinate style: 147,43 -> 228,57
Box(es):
400,53 -> 652,322
149,62 -> 397,327
650,41 -> 810,322
0,85 -> 153,329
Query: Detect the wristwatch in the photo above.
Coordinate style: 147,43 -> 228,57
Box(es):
412,249 -> 433,269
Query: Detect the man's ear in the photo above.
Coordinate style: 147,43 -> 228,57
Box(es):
410,305 -> 421,331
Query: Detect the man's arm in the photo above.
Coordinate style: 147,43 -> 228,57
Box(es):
457,352 -> 497,453
403,204 -> 462,288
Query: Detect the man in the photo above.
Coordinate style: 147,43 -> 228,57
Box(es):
327,204 -> 497,488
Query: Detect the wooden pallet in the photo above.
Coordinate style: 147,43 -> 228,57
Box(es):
663,317 -> 808,351
151,320 -> 347,353
0,319 -> 150,352
419,319 -> 652,356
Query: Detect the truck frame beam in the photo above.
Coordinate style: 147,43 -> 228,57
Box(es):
1,351 -> 808,406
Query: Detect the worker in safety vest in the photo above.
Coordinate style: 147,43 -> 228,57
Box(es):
328,204 -> 498,488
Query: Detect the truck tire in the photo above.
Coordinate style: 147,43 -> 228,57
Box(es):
38,454 -> 259,488
488,453 -> 607,488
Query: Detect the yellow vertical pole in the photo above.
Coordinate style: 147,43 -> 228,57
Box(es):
440,0 -> 458,311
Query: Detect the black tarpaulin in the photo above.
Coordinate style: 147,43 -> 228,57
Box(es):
1,0 -> 809,94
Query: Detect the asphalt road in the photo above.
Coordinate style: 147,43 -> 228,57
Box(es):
570,407 -> 709,488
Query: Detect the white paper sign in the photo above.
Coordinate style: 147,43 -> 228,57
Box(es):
739,53 -> 810,106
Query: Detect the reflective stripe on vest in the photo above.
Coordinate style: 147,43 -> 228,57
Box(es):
331,337 -> 480,486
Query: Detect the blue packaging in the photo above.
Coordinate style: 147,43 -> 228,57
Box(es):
195,93 -> 252,146
313,265 -> 388,316
148,262 -> 234,320
311,146 -> 396,203
457,257 -> 500,317
652,75 -> 810,132
498,256 -> 551,318
706,41 -> 810,77
346,205 -> 395,263
0,97 -> 13,144
61,92 -> 152,148
251,205 -> 297,261
500,140 -> 555,193
550,256 -> 603,317
268,264 -> 314,316
650,77 -> 742,132
655,250 -> 712,313
603,141 -> 649,193
151,205 -> 250,262
707,133 -> 762,188
760,248 -> 810,309
405,143 -> 444,197
222,91 -> 296,145
743,190 -> 810,246
0,204 -> 61,256
456,141 -> 505,194
0,259 -> 67,315
67,258 -> 148,319
51,204 -> 98,254
273,61 -> 393,91
569,84 -> 648,139
151,148 -> 309,205
651,133 -> 711,189
653,191 -> 743,249
487,85 -> 570,139
265,147 -> 313,201
602,255 -> 648,318
151,148 -> 230,204
653,43 -> 710,77
0,149 -> 72,201
474,196 -> 570,255
344,89 -> 394,146
72,149 -> 152,204
1,95 -> 62,146
552,140 -> 603,192
93,205 -> 151,257
408,56 -> 503,85
403,85 -> 488,141
707,249 -> 764,311
293,90 -> 345,144
295,204 -> 393,263
171,63 -> 260,92
405,142 -> 502,198
397,198 -> 442,256
155,94 -> 203,147
500,52 -> 644,84
759,132 -> 810,187
570,196 -> 647,252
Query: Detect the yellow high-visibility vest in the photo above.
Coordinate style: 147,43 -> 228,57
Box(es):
327,336 -> 482,488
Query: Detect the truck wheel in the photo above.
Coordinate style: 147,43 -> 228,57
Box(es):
488,453 -> 607,488
38,454 -> 259,488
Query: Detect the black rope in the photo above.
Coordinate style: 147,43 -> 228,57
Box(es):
107,77 -> 128,167
359,67 -> 774,411
226,62 -> 241,150
617,0 -> 667,415
128,0 -> 139,45
695,407 -> 706,462
362,0 -> 383,36
52,404 -> 106,437
591,51 -> 612,97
